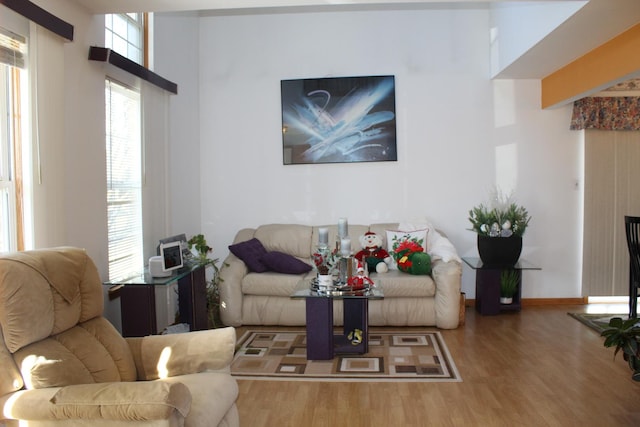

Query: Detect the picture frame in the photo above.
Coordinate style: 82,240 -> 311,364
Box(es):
281,75 -> 397,165
160,241 -> 184,273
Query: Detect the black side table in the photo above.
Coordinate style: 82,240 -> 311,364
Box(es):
105,264 -> 208,337
462,257 -> 541,315
291,282 -> 384,360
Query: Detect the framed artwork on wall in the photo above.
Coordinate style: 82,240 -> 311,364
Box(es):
281,75 -> 397,165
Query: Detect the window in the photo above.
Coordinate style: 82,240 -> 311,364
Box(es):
0,26 -> 28,252
105,13 -> 146,66
105,79 -> 143,281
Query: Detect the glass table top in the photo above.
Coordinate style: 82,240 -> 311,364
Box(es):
291,278 -> 384,299
462,257 -> 541,270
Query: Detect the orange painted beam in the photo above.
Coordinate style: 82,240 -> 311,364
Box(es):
541,22 -> 640,109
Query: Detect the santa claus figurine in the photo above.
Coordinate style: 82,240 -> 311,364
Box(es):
347,262 -> 375,290
354,231 -> 392,273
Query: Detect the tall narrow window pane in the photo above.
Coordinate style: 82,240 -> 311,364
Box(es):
105,79 -> 143,281
0,24 -> 28,252
105,13 -> 145,66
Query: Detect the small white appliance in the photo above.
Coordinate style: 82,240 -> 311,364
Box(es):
149,256 -> 171,277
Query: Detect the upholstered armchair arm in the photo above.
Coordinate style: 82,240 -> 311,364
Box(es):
0,381 -> 190,422
126,327 -> 236,381
431,259 -> 462,329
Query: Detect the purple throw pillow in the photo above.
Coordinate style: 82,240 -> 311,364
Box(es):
228,238 -> 269,272
261,251 -> 312,275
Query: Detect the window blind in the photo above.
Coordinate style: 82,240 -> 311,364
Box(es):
106,79 -> 143,281
0,26 -> 26,69
583,129 -> 640,296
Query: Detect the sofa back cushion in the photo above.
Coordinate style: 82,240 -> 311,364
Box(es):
255,224 -> 313,258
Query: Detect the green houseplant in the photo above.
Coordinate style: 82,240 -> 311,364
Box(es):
468,189 -> 531,266
188,234 -> 227,328
601,317 -> 640,381
499,269 -> 519,304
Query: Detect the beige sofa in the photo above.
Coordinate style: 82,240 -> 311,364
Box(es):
219,223 -> 462,329
0,247 -> 239,427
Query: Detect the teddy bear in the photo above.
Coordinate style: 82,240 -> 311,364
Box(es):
354,231 -> 392,273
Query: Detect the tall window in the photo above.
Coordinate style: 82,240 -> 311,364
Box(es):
0,26 -> 28,252
105,79 -> 143,281
105,13 -> 146,66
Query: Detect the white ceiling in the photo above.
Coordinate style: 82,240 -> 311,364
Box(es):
70,0 -> 640,80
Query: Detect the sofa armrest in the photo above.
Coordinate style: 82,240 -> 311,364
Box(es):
219,254 -> 248,327
219,227 -> 256,327
431,259 -> 462,329
0,381 -> 190,422
126,327 -> 236,381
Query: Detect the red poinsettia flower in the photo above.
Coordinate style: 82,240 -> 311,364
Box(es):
394,240 -> 422,254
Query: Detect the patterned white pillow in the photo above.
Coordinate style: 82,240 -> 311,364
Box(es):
385,229 -> 429,270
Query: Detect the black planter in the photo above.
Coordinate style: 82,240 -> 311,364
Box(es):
477,235 -> 522,266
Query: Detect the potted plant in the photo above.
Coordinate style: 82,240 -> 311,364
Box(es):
188,234 -> 227,328
601,317 -> 640,381
468,189 -> 531,266
499,269 -> 519,304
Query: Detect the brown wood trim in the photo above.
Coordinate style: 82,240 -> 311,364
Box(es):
143,13 -> 149,69
89,46 -> 178,95
0,0 -> 73,41
465,297 -> 588,307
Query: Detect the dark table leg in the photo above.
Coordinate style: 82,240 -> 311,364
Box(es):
475,269 -> 502,315
341,298 -> 368,354
305,297 -> 334,360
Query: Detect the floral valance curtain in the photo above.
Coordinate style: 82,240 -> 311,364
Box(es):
570,97 -> 640,131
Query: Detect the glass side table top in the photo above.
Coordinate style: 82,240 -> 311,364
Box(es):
291,278 -> 384,299
104,263 -> 200,286
462,257 -> 541,270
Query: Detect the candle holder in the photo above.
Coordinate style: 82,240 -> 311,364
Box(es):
337,255 -> 355,285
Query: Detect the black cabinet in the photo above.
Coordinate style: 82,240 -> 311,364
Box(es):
462,257 -> 541,316
108,264 -> 208,337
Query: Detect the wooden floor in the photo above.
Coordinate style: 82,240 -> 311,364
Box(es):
233,304 -> 640,427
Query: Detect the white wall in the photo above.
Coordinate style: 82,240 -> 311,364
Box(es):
154,8 -> 583,299
489,1 -> 587,77
154,12 -> 202,237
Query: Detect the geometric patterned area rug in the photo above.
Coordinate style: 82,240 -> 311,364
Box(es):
231,330 -> 461,382
567,312 -> 627,334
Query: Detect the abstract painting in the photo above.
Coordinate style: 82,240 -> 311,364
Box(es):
281,75 -> 397,165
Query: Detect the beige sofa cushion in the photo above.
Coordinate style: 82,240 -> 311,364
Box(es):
255,224 -> 312,258
375,271 -> 436,297
12,317 -> 137,389
242,271 -> 313,297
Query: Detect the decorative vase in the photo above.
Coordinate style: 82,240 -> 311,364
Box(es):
477,235 -> 522,266
500,297 -> 513,304
317,274 -> 333,290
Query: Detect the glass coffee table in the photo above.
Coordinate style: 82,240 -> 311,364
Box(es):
291,279 -> 384,360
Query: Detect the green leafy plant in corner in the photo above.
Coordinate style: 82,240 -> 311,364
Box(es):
188,234 -> 228,329
500,269 -> 519,298
601,317 -> 640,381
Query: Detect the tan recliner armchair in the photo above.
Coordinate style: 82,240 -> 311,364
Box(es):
0,247 -> 239,426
